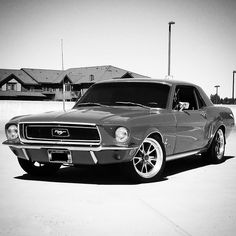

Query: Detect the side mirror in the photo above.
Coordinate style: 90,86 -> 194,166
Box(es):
179,102 -> 189,111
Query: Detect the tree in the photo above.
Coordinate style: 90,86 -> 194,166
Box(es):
210,94 -> 221,104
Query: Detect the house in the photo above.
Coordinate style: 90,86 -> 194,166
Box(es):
0,69 -> 45,100
21,68 -> 64,100
0,65 -> 148,100
54,65 -> 148,100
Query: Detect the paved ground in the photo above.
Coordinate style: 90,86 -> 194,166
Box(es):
0,128 -> 236,236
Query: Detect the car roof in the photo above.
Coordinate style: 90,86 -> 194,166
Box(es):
96,78 -> 196,87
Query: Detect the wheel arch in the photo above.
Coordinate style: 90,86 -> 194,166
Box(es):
218,124 -> 226,144
145,131 -> 166,155
129,131 -> 166,182
210,124 -> 226,146
147,131 -> 164,144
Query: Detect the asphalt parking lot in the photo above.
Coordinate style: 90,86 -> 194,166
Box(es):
0,127 -> 236,236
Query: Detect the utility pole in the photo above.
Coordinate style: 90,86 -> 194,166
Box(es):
61,39 -> 66,112
232,71 -> 236,104
168,21 -> 175,77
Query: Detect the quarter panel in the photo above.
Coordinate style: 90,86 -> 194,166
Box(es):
205,106 -> 234,140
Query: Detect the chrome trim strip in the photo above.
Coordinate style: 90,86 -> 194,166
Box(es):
22,149 -> 30,160
166,150 -> 202,161
26,125 -> 97,140
90,151 -> 98,164
26,124 -> 97,129
6,144 -> 136,151
20,139 -> 100,145
19,121 -> 98,126
18,121 -> 102,145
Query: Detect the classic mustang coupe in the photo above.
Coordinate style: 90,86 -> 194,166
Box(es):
3,79 -> 235,182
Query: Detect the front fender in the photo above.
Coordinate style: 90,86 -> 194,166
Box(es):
130,126 -> 176,156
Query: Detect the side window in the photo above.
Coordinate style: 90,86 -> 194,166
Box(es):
173,86 -> 198,110
194,88 -> 206,109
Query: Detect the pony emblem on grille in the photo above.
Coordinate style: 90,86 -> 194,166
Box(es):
52,128 -> 70,137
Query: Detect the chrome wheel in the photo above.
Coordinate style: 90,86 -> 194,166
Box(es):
215,129 -> 225,160
133,137 -> 164,179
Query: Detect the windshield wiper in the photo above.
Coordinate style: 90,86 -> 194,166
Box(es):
114,102 -> 150,109
75,102 -> 107,107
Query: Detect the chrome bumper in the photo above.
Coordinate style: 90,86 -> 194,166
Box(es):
3,140 -> 139,165
2,140 -> 137,151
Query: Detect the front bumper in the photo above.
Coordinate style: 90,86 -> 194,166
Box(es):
3,140 -> 139,165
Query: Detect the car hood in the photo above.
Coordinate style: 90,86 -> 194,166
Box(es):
11,106 -> 165,125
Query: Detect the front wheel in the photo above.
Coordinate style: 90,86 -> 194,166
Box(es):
18,158 -> 61,176
126,137 -> 166,183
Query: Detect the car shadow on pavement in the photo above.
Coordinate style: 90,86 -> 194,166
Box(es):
163,155 -> 235,177
15,155 -> 235,185
15,164 -> 138,185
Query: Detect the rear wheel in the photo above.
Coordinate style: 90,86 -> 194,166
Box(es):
18,158 -> 61,176
204,128 -> 225,164
126,137 -> 166,183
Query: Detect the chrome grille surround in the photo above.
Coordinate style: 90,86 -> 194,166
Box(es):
18,121 -> 101,146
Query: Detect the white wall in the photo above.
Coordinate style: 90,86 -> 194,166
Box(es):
1,79 -> 21,91
0,100 -> 74,129
0,101 -> 235,130
1,84 -> 6,91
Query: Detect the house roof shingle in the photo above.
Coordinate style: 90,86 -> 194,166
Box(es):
22,68 -> 63,84
1,66 -> 148,86
54,65 -> 148,84
0,69 -> 38,85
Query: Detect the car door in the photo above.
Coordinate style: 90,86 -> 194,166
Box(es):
172,85 -> 208,154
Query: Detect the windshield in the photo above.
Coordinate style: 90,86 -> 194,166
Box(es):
74,82 -> 170,109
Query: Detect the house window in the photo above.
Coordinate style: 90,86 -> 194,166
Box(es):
90,74 -> 94,81
65,84 -> 71,91
6,82 -> 17,91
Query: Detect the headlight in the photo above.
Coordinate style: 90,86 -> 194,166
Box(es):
6,125 -> 18,140
115,127 -> 129,143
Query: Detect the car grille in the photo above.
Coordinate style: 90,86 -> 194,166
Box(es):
19,123 -> 101,145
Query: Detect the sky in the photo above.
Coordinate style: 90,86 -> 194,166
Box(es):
0,0 -> 235,98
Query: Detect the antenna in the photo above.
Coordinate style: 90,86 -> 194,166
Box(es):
61,39 -> 66,112
61,39 -> 64,70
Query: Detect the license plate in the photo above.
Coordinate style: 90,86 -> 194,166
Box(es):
48,150 -> 72,164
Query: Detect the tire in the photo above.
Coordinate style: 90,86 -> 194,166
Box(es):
18,158 -> 61,176
204,128 -> 225,164
126,137 -> 166,183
